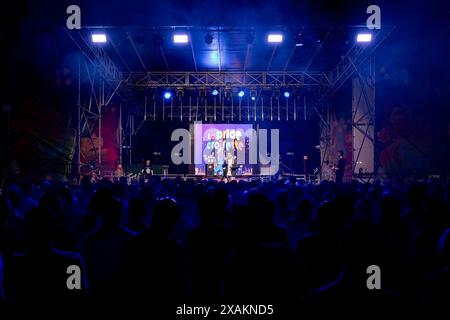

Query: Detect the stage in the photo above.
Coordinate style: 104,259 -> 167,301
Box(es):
99,172 -> 321,185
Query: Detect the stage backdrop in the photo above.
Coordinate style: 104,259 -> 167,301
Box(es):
133,120 -> 319,175
192,123 -> 254,176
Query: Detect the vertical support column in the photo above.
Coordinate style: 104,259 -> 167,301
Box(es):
319,103 -> 332,181
352,57 -> 375,177
119,103 -> 123,167
130,113 -> 134,167
77,53 -> 81,176
98,80 -> 104,174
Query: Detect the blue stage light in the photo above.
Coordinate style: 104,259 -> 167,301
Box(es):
92,33 -> 107,43
163,91 -> 172,99
251,96 -> 256,101
284,91 -> 290,98
173,34 -> 188,43
212,89 -> 219,96
238,90 -> 245,97
268,34 -> 283,43
357,33 -> 372,43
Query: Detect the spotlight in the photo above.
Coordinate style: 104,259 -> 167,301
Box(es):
204,34 -> 213,44
250,90 -> 257,101
284,91 -> 290,98
163,91 -> 172,99
91,33 -> 107,43
356,33 -> 372,43
173,34 -> 188,43
268,34 -> 283,43
212,89 -> 219,96
251,96 -> 256,101
238,90 -> 245,98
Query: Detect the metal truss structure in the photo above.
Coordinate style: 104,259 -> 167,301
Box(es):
124,71 -> 329,88
68,28 -> 124,175
352,57 -> 375,180
65,29 -> 122,89
128,94 -> 312,122
317,28 -> 392,180
68,27 -> 391,177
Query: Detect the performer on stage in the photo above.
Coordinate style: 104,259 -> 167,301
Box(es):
141,159 -> 153,179
335,151 -> 345,184
221,152 -> 236,179
115,163 -> 124,178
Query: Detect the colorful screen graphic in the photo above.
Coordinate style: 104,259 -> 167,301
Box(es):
194,123 -> 254,176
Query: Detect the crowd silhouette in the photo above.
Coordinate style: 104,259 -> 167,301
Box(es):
0,176 -> 449,316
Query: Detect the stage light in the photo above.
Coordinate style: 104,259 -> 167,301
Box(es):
163,91 -> 172,99
91,33 -> 107,43
238,90 -> 245,98
173,34 -> 188,43
284,91 -> 290,98
356,33 -> 372,43
268,34 -> 283,43
212,89 -> 219,96
251,96 -> 256,101
250,90 -> 257,101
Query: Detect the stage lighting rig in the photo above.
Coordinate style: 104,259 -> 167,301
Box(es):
91,33 -> 107,43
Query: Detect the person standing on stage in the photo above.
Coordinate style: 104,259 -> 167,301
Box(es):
141,159 -> 153,179
335,150 -> 345,184
115,163 -> 124,178
225,152 -> 234,177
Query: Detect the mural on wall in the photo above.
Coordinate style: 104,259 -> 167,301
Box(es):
374,43 -> 444,177
79,104 -> 120,175
325,113 -> 353,182
11,96 -> 76,181
376,104 -> 434,177
9,62 -> 120,181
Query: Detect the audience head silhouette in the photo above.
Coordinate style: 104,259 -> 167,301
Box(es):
152,197 -> 180,234
25,206 -> 56,250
